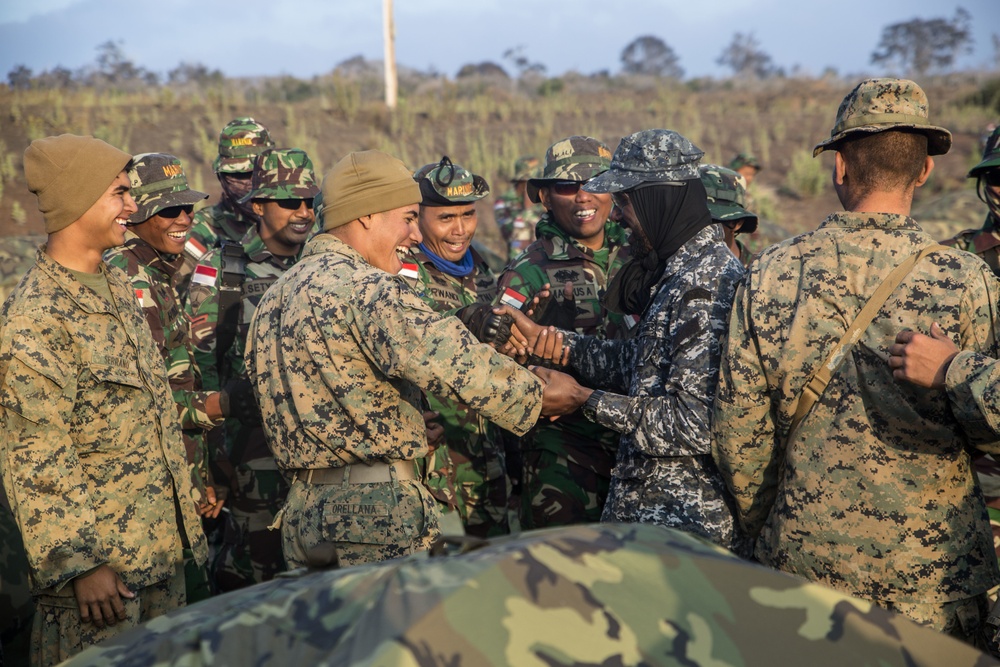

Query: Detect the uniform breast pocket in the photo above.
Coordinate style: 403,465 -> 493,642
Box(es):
72,363 -> 145,455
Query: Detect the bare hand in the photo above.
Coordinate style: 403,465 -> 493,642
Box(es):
197,485 -> 224,519
72,564 -> 134,628
423,410 -> 445,451
532,366 -> 592,418
529,326 -> 569,368
887,322 -> 959,389
522,283 -> 553,319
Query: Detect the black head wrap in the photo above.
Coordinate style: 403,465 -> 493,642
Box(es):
604,178 -> 713,315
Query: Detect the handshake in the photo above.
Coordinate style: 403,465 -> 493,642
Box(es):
456,283 -> 594,419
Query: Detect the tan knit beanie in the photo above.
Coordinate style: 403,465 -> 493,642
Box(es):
24,134 -> 132,234
321,150 -> 420,230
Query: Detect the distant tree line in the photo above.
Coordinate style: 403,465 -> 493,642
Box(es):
5,8 -> 992,95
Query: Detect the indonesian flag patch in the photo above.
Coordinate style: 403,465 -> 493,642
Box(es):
624,314 -> 640,330
134,288 -> 152,308
184,236 -> 207,260
398,262 -> 419,280
499,288 -> 527,310
191,264 -> 218,287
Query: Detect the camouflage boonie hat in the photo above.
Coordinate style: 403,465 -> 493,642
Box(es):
527,136 -> 612,203
126,153 -> 208,223
729,152 -> 761,172
969,125 -> 1000,178
240,148 -> 320,203
510,156 -> 540,182
414,156 -> 489,206
584,129 -> 704,194
699,164 -> 758,233
813,78 -> 952,158
213,117 -> 275,174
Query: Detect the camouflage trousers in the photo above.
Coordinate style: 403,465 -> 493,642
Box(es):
519,428 -> 617,530
601,454 -> 737,551
882,593 -> 991,652
0,507 -> 34,667
280,476 -> 442,569
212,466 -> 289,592
422,440 -> 511,539
31,564 -> 185,667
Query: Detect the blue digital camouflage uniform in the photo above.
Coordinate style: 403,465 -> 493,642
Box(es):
246,234 -> 543,568
565,223 -> 743,548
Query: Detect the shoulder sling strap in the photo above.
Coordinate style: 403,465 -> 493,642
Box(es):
787,243 -> 945,440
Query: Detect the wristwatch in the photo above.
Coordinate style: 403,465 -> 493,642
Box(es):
582,390 -> 605,423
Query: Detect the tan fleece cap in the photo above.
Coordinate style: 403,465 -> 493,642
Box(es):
321,150 -> 420,230
24,134 -> 132,234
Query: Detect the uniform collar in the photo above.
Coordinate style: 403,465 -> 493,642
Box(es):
819,211 -> 923,232
35,245 -> 133,316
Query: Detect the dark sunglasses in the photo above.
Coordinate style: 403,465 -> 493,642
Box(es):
612,191 -> 629,209
549,180 -> 585,196
985,172 -> 1000,188
157,205 -> 194,219
273,198 -> 314,211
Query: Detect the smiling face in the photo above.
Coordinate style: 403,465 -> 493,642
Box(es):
131,205 -> 194,255
418,204 -> 478,262
539,180 -> 612,251
252,198 -> 315,256
75,171 -> 137,252
370,204 -> 421,273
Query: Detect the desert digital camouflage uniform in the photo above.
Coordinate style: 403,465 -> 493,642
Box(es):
497,214 -> 632,528
713,210 -> 1000,624
179,118 -> 275,297
247,231 -> 543,568
0,247 -> 209,664
493,156 -> 543,261
63,522 -> 1000,667
714,79 -> 1000,643
185,148 -> 319,590
940,125 -> 1000,584
399,243 -> 511,537
566,224 -> 742,547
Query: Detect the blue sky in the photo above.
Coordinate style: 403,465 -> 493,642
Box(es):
0,0 -> 996,81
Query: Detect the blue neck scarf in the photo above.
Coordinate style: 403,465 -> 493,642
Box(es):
419,243 -> 475,277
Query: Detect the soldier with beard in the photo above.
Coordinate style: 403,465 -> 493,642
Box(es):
186,148 -> 320,591
177,118 -> 275,296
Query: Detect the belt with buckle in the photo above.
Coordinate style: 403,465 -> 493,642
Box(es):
293,461 -> 417,485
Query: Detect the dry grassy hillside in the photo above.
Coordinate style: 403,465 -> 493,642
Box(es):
0,73 -> 996,256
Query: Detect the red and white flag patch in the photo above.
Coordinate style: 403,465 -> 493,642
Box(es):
134,288 -> 152,308
184,237 -> 207,259
500,288 -> 528,310
191,264 -> 218,287
398,262 -> 419,280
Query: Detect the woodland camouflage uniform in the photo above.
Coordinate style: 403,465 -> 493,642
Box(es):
493,156 -> 543,261
496,136 -> 633,528
701,163 -> 759,267
399,158 -> 511,537
185,148 -> 319,591
713,79 -> 1000,643
105,153 -> 223,603
178,118 -> 275,297
571,130 -> 744,549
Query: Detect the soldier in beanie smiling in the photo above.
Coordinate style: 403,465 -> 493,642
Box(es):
245,149 -> 582,569
0,135 -> 207,664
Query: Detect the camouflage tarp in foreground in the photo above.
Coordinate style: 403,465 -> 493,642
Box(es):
65,523 -> 997,667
